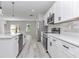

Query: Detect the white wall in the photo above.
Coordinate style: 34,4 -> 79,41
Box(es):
0,16 -> 6,34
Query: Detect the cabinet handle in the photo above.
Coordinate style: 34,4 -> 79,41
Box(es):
50,42 -> 52,46
24,35 -> 26,38
58,17 -> 61,21
53,39 -> 56,42
63,45 -> 69,49
15,38 -> 17,40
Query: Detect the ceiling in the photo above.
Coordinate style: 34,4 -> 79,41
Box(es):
2,1 -> 54,20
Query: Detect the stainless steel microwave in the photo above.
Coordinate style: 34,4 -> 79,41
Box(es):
47,13 -> 54,24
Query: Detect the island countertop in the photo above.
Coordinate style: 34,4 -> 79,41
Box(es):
0,33 -> 21,39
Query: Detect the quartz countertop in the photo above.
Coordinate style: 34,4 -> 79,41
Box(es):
0,33 -> 21,39
44,32 -> 79,47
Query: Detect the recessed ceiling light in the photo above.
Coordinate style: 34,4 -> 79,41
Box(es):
32,9 -> 35,12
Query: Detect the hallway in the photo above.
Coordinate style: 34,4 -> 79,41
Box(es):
18,39 -> 49,58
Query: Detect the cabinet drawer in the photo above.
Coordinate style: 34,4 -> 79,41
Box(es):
52,38 -> 74,58
61,40 -> 79,57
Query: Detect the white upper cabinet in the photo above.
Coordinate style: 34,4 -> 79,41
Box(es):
43,13 -> 48,26
72,1 -> 79,18
55,1 -> 79,23
43,3 -> 55,25
61,1 -> 73,22
43,1 -> 79,25
54,1 -> 73,23
54,2 -> 62,23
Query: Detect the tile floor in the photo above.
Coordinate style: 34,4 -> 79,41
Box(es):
18,39 -> 49,58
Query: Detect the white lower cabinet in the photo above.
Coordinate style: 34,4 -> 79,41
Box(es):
14,36 -> 19,57
54,39 -> 74,58
48,37 -> 54,57
0,36 -> 19,58
48,36 -> 76,58
61,40 -> 79,58
53,39 -> 68,58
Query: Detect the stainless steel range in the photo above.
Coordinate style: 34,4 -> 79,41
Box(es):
42,28 -> 60,53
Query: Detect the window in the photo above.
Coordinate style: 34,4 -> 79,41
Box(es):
10,25 -> 20,34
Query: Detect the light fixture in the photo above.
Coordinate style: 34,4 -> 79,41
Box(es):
12,2 -> 15,17
32,9 -> 35,12
0,1 -> 3,15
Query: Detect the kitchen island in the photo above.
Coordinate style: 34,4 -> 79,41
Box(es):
0,33 -> 23,58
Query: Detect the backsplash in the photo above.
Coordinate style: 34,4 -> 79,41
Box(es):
48,20 -> 79,33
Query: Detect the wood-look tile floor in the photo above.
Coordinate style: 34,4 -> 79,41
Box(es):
18,39 -> 49,58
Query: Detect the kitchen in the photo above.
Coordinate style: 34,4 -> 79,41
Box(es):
0,0 -> 79,58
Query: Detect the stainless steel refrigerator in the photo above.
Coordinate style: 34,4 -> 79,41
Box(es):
37,20 -> 48,42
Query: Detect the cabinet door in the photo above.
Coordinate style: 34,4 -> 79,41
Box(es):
61,40 -> 79,58
55,1 -> 77,23
51,38 -> 67,58
14,36 -> 19,56
72,1 -> 79,18
54,39 -> 73,58
54,2 -> 67,23
43,15 -> 48,26
52,2 -> 57,23
62,1 -> 74,21
54,2 -> 62,23
48,37 -> 68,58
48,36 -> 74,58
48,37 -> 54,57
52,38 -> 61,58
